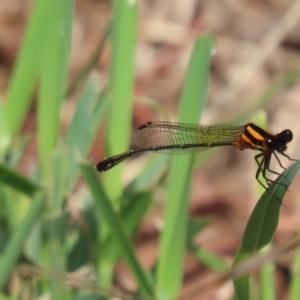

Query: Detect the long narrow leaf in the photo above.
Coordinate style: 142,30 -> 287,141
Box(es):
38,0 -> 73,175
6,0 -> 47,136
290,232 -> 300,300
80,162 -> 155,299
0,163 -> 40,196
157,35 -> 215,298
0,102 -> 11,158
103,0 -> 137,202
233,160 -> 300,300
65,79 -> 108,192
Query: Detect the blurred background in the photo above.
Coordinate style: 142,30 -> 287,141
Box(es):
1,0 -> 300,299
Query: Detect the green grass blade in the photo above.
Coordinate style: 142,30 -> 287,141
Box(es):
290,233 -> 300,300
188,244 -> 229,272
67,23 -> 112,97
0,101 -> 11,158
241,161 -> 300,253
121,191 -> 153,238
38,0 -> 73,175
103,0 -> 137,202
65,79 -> 108,192
187,218 -> 229,272
260,254 -> 275,300
80,162 -> 155,299
157,35 -> 215,299
233,160 -> 300,300
99,191 -> 152,287
0,163 -> 40,196
0,193 -> 45,290
178,38 -> 215,122
5,0 -> 48,136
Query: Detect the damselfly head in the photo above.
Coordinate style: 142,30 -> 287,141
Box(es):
281,129 -> 293,143
266,129 -> 294,153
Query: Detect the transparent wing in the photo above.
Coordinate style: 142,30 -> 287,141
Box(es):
133,121 -> 244,154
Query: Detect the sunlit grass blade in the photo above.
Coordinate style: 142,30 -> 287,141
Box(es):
38,0 -> 73,176
6,0 -> 47,137
80,162 -> 155,299
103,0 -> 137,202
233,160 -> 300,300
157,35 -> 215,299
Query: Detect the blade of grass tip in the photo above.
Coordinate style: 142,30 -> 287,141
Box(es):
80,161 -> 155,299
5,0 -> 49,137
137,96 -> 170,122
66,22 -> 112,97
102,0 -> 138,203
38,0 -> 72,177
0,193 -> 45,291
233,160 -> 300,300
157,35 -> 215,299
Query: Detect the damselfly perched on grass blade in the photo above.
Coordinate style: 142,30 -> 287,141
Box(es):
96,121 -> 296,194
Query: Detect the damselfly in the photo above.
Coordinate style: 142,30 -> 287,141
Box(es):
96,121 -> 296,192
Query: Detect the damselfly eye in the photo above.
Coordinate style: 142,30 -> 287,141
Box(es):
275,129 -> 293,146
283,129 -> 293,143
